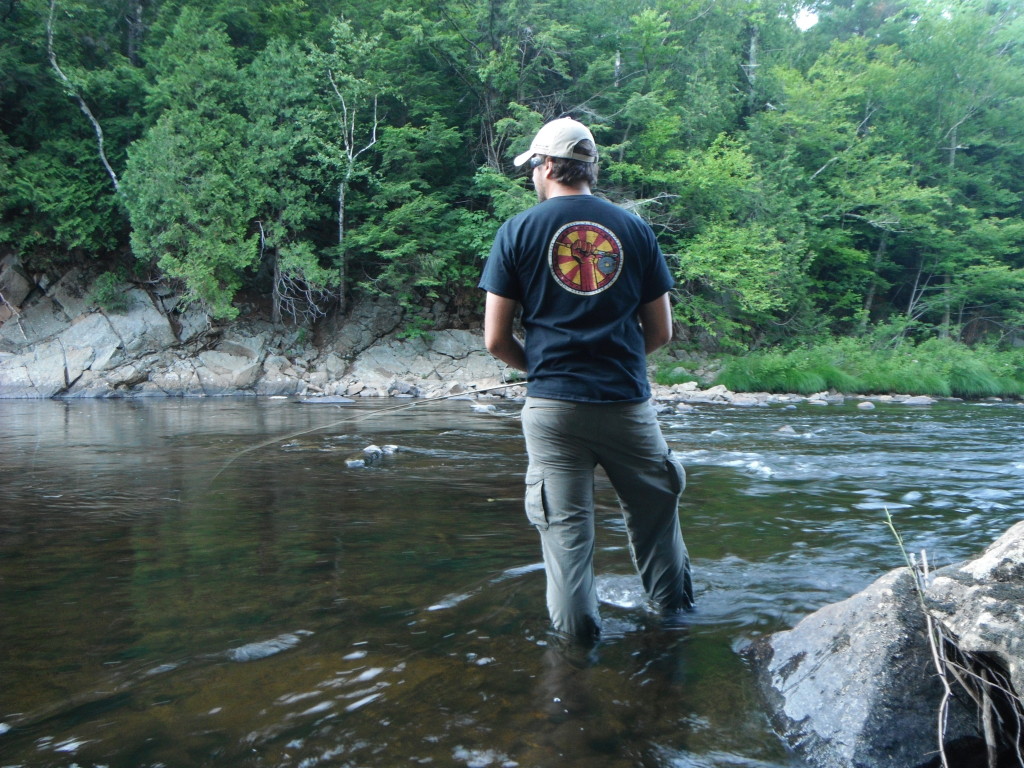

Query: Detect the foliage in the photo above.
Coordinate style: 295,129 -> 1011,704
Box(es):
88,270 -> 130,313
652,358 -> 708,389
121,11 -> 257,319
244,38 -> 338,323
1,0 -> 1022,349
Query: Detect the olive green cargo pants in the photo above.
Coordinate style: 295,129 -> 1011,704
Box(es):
521,397 -> 693,642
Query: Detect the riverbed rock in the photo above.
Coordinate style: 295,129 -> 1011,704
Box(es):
0,295 -> 69,349
0,255 -> 34,310
346,329 -> 500,388
345,443 -> 390,468
322,294 -> 405,360
255,354 -> 307,396
750,523 -> 1024,768
196,350 -> 262,393
749,568 -> 979,768
148,358 -> 206,396
728,394 -> 756,406
924,521 -> 1024,698
48,268 -> 92,320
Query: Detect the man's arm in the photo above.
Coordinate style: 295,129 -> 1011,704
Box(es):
483,292 -> 527,372
638,292 -> 673,354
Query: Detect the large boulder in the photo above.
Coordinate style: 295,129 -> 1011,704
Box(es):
322,295 -> 405,360
0,255 -> 34,324
196,350 -> 262,394
925,521 -> 1024,700
346,329 -> 501,389
749,524 -> 1024,768
748,569 -> 978,768
0,271 -> 180,397
0,295 -> 70,350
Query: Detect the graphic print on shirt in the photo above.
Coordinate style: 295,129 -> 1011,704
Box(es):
547,221 -> 623,296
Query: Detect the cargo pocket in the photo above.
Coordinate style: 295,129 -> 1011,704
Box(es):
666,450 -> 686,495
524,469 -> 550,530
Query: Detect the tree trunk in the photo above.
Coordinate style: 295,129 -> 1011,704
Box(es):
337,177 -> 348,316
905,261 -> 930,325
126,0 -> 144,67
47,0 -> 120,194
272,254 -> 283,326
860,234 -> 887,332
744,24 -> 759,114
939,273 -> 951,338
258,221 -> 283,325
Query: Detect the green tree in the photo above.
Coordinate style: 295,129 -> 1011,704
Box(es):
245,38 -> 337,324
3,0 -> 1023,352
1,0 -> 142,260
349,117 -> 496,321
667,136 -> 809,347
122,9 -> 257,319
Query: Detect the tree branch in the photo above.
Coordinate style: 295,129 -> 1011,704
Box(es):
47,0 -> 120,194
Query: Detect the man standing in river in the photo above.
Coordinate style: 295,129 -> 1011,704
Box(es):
479,117 -> 694,643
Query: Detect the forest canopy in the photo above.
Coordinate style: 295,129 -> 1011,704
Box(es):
2,0 -> 1022,350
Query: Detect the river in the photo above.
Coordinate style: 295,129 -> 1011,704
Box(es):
1,396 -> 1021,767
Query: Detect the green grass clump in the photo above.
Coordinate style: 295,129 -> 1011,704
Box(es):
707,336 -> 1024,398
817,364 -> 863,393
947,360 -> 1002,398
859,364 -> 951,397
716,348 -> 859,395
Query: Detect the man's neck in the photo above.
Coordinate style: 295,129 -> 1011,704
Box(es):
544,182 -> 591,199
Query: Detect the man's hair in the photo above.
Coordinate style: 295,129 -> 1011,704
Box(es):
549,139 -> 598,187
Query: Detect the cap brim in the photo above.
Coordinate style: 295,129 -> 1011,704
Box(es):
513,149 -> 534,167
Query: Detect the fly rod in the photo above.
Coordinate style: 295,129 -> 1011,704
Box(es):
211,381 -> 522,482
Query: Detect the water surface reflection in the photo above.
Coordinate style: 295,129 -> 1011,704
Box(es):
1,397 -> 1021,767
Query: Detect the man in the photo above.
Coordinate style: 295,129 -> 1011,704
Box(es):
479,116 -> 694,643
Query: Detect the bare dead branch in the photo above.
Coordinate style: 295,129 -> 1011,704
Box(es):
0,289 -> 21,317
810,156 -> 840,181
46,0 -> 120,194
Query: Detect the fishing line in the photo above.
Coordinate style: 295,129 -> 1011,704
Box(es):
210,381 -> 522,482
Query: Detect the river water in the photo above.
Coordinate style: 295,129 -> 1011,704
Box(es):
1,396 -> 1021,768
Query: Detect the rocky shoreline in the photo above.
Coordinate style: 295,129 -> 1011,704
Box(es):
0,257 -> 984,406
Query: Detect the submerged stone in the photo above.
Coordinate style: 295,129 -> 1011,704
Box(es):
228,630 -> 312,662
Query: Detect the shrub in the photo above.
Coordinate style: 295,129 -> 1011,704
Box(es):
653,358 -> 707,388
89,271 -> 131,314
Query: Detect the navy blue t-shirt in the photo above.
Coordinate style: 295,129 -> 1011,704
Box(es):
479,194 -> 674,403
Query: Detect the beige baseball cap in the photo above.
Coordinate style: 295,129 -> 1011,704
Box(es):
513,117 -> 598,167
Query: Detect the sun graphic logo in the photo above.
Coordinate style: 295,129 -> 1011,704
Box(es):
547,222 -> 623,295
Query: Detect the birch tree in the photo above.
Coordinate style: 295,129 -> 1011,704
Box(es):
45,0 -> 119,193
308,19 -> 383,316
